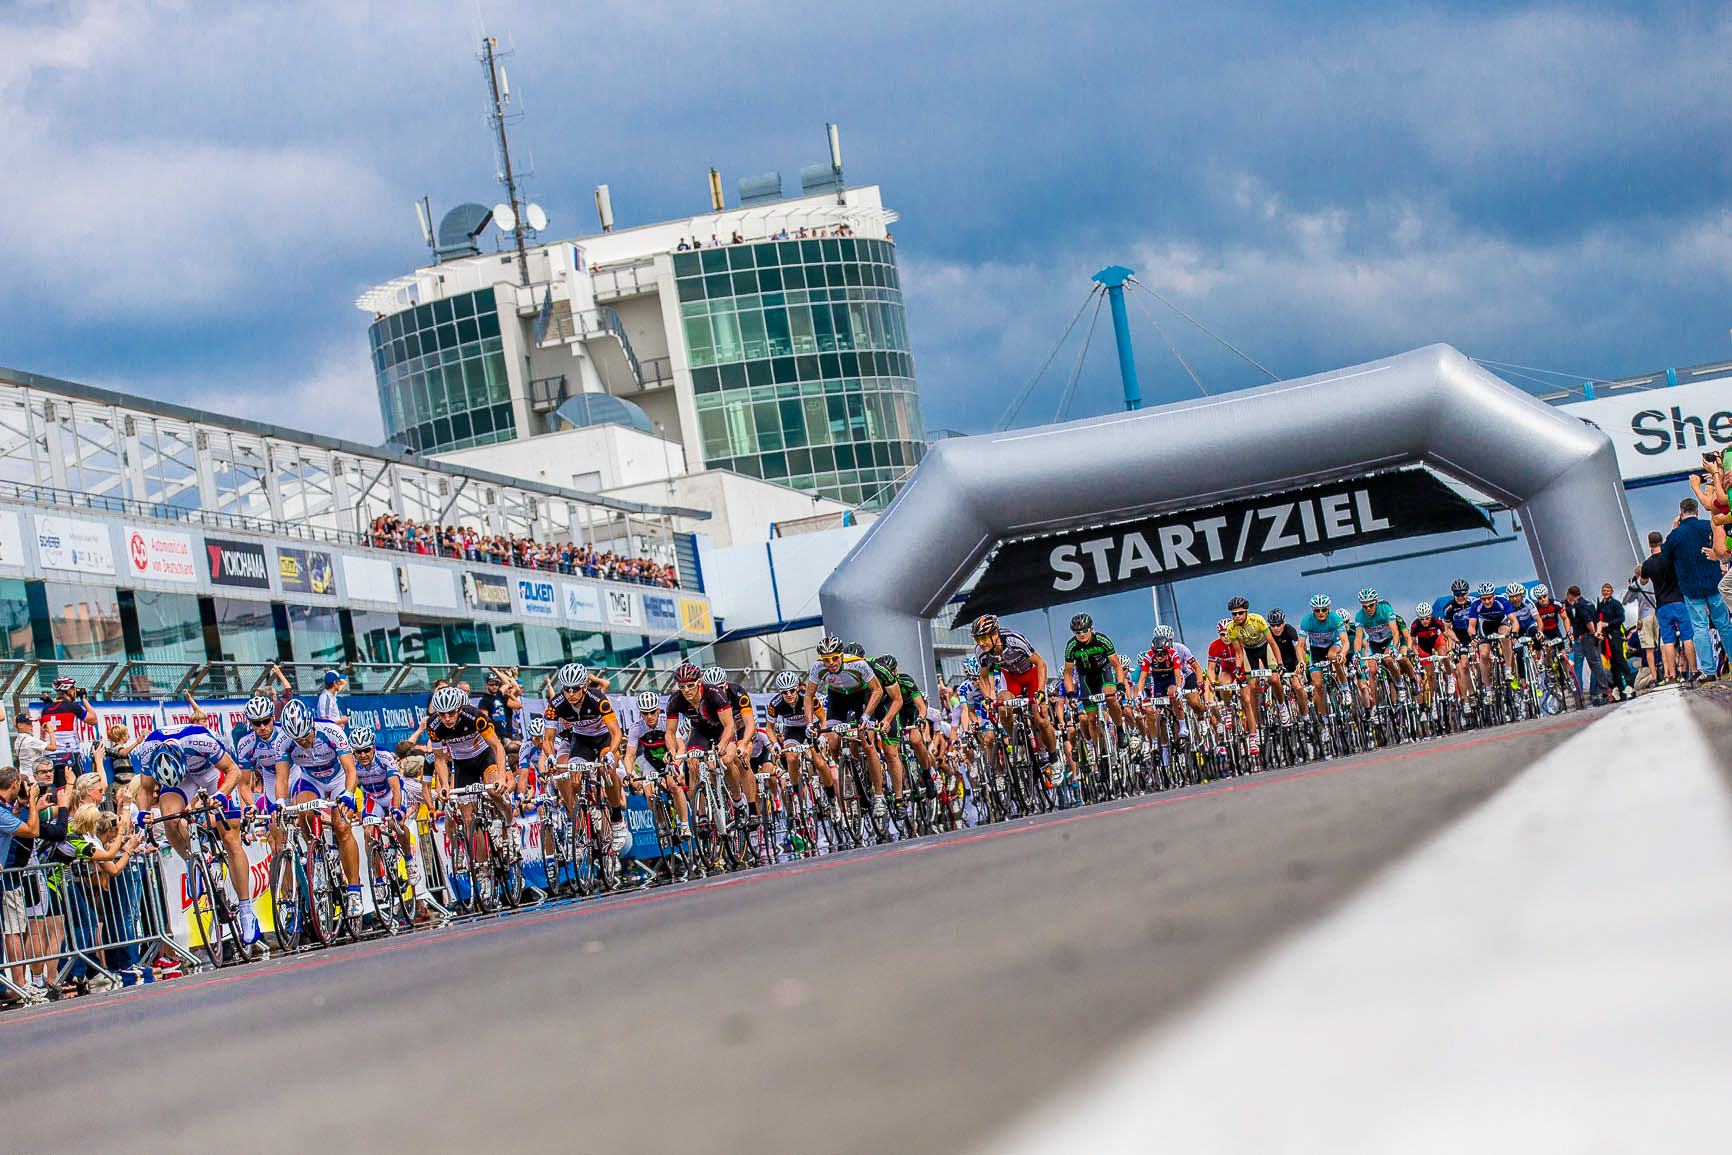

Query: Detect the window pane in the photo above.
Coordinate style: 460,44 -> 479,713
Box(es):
683,316 -> 714,367
724,400 -> 757,455
0,578 -> 30,660
711,312 -> 742,363
753,401 -> 783,451
44,582 -> 123,661
133,590 -> 204,663
803,397 -> 831,444
214,596 -> 278,664
739,311 -> 768,360
699,408 -> 730,459
764,308 -> 792,357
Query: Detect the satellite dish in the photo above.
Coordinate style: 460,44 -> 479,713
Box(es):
526,203 -> 547,231
493,203 -> 516,231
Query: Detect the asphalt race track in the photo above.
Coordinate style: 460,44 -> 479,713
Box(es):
10,701 -> 1709,1154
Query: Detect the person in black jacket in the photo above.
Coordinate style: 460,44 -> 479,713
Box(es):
1597,582 -> 1635,701
1563,586 -> 1609,705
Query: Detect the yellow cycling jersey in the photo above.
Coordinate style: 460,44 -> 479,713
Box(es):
1223,613 -> 1271,648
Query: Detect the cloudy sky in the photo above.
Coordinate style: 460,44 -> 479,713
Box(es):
4,1 -> 1728,644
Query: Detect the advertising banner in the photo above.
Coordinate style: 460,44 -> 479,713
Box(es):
204,536 -> 271,589
405,563 -> 457,610
124,526 -> 198,584
604,588 -> 639,628
1562,375 -> 1732,482
277,547 -> 336,595
679,598 -> 714,636
959,470 -> 1494,618
563,582 -> 603,623
463,571 -> 512,614
36,515 -> 115,574
515,575 -> 558,618
0,511 -> 26,569
643,593 -> 680,632
341,554 -> 398,604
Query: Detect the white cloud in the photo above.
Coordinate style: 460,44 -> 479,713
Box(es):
185,342 -> 383,444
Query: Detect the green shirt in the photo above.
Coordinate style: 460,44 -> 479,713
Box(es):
1064,632 -> 1118,675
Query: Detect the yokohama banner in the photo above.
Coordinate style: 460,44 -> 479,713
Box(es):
959,470 -> 1492,618
205,536 -> 271,589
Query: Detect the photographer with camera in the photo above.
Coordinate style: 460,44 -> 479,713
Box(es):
0,764 -> 43,1004
38,679 -> 93,779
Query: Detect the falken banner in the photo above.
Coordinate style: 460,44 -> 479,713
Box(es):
960,470 -> 1492,618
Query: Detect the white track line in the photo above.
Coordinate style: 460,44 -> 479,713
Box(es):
990,690 -> 1732,1154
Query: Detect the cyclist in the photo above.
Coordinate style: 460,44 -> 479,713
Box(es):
1434,577 -> 1472,623
954,656 -> 989,735
135,725 -> 266,956
667,661 -> 744,831
803,636 -> 892,820
427,683 -> 516,868
624,689 -> 691,842
351,725 -> 422,890
1301,594 -> 1352,717
1263,608 -> 1310,724
767,670 -> 837,814
545,663 -> 630,857
1408,601 -> 1457,706
517,715 -> 548,798
1223,597 -> 1281,754
1467,581 -> 1517,699
1532,584 -> 1569,645
1063,612 -> 1135,756
272,698 -> 364,920
971,614 -> 1061,774
234,694 -> 286,814
1134,625 -> 1209,742
1353,588 -> 1411,709
874,654 -> 938,814
702,666 -> 769,833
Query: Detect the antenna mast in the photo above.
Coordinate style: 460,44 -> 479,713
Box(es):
480,36 -> 530,286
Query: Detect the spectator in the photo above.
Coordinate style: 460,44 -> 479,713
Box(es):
1624,561 -> 1658,677
317,671 -> 348,724
476,669 -> 522,756
264,664 -> 297,719
5,706 -> 53,772
1563,585 -> 1609,705
38,679 -> 93,777
0,765 -> 42,1004
1639,529 -> 1692,681
1596,582 -> 1635,700
1662,495 -> 1729,682
394,740 -> 426,783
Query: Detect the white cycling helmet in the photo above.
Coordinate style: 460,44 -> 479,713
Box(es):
1476,581 -> 1496,597
279,698 -> 313,740
243,695 -> 275,722
770,670 -> 801,692
635,690 -> 662,713
148,740 -> 186,788
700,666 -> 728,687
1505,582 -> 1526,598
1415,601 -> 1433,619
1532,584 -> 1550,600
525,715 -> 546,738
350,725 -> 376,751
960,656 -> 980,676
429,685 -> 466,714
1310,593 -> 1331,611
555,663 -> 587,690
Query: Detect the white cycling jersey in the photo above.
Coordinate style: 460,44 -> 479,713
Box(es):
137,725 -> 233,801
275,720 -> 352,797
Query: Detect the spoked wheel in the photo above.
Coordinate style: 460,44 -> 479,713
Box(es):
329,846 -> 360,943
469,819 -> 499,913
538,811 -> 566,896
305,844 -> 337,946
268,847 -> 304,954
496,823 -> 526,909
444,814 -> 477,913
366,838 -> 405,935
189,851 -> 238,968
570,808 -> 599,896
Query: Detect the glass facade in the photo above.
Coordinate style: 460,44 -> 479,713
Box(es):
369,287 -> 515,454
213,597 -> 280,664
287,604 -> 345,665
43,582 -> 124,661
673,237 -> 925,508
132,591 -> 204,664
0,579 -> 31,660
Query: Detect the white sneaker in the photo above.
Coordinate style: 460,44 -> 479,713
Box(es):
871,794 -> 888,819
675,822 -> 692,839
345,890 -> 364,919
87,973 -> 116,992
610,823 -> 632,855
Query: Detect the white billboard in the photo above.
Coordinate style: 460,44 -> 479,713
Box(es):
405,562 -> 457,610
514,575 -> 558,618
604,588 -> 639,628
341,554 -> 398,604
123,526 -> 198,583
563,582 -> 602,624
35,515 -> 115,574
1562,375 -> 1732,482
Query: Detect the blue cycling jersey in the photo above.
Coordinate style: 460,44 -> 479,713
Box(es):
1439,596 -> 1476,636
1469,595 -> 1514,634
1302,610 -> 1350,649
1353,602 -> 1398,644
1507,599 -> 1537,631
274,720 -> 351,783
355,748 -> 401,795
136,725 -> 229,776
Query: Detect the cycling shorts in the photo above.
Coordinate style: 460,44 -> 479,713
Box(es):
449,750 -> 499,789
1002,666 -> 1043,701
1473,632 -> 1504,650
1077,669 -> 1116,708
1145,669 -> 1197,696
157,762 -> 225,807
290,771 -> 353,807
826,691 -> 867,726
1367,636 -> 1395,655
554,731 -> 613,765
161,784 -> 243,821
1240,642 -> 1271,670
1307,646 -> 1336,667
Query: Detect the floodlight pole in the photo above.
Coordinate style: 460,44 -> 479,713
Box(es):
1092,265 -> 1141,411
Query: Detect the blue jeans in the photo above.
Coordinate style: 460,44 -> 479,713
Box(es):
1655,601 -> 1692,651
103,865 -> 143,971
1684,596 -> 1731,674
62,883 -> 101,982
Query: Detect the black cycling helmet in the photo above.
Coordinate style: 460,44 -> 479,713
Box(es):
1069,612 -> 1092,633
1227,596 -> 1249,612
1450,578 -> 1469,595
875,653 -> 898,675
1267,608 -> 1285,626
844,642 -> 866,658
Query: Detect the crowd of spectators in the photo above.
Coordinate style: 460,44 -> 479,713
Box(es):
676,221 -> 865,251
367,513 -> 678,588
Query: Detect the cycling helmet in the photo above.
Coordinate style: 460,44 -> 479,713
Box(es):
635,690 -> 662,713
526,715 -> 547,738
1415,601 -> 1433,619
1532,584 -> 1550,600
1310,593 -> 1331,611
1505,582 -> 1526,598
243,695 -> 275,722
961,656 -> 980,676
1216,618 -> 1232,633
770,670 -> 801,692
1227,596 -> 1249,612
428,686 -> 466,715
350,725 -> 376,751
816,635 -> 844,657
1267,608 -> 1285,626
843,642 -> 865,658
700,666 -> 728,687
875,654 -> 899,675
1151,624 -> 1175,649
1476,581 -> 1496,597
1070,612 -> 1093,633
555,662 -> 587,690
673,662 -> 701,684
148,740 -> 186,788
970,614 -> 1000,638
1451,578 -> 1469,595
279,698 -> 314,740
52,677 -> 77,693
1358,587 -> 1378,604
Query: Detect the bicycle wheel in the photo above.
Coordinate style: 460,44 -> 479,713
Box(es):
268,845 -> 304,953
329,845 -> 360,943
188,850 -> 233,968
366,835 -> 399,934
469,816 -> 499,913
443,811 -> 475,913
538,811 -> 566,896
304,841 -> 337,946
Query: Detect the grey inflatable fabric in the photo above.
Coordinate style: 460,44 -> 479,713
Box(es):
820,343 -> 1640,673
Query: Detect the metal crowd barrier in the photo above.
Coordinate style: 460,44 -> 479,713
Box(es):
0,853 -> 198,1004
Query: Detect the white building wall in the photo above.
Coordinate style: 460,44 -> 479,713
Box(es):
604,470 -> 851,548
437,424 -> 687,494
